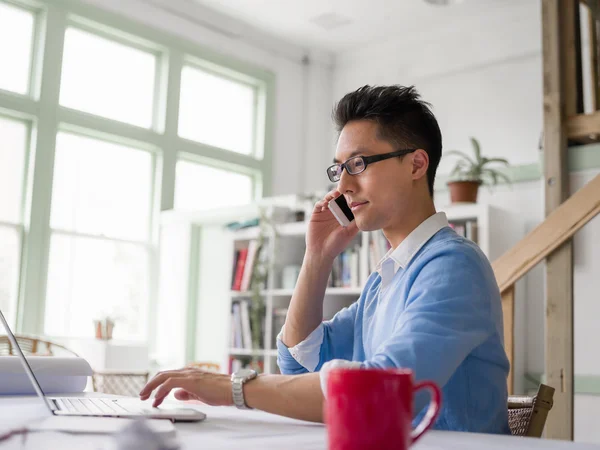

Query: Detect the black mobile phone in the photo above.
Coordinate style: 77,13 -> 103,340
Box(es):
328,195 -> 355,227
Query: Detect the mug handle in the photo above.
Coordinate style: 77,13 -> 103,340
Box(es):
410,380 -> 442,444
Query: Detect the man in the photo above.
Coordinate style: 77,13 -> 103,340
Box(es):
140,85 -> 510,433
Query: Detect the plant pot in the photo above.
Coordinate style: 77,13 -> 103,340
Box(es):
447,180 -> 481,203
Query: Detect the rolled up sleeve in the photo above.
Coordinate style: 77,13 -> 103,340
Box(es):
277,301 -> 359,374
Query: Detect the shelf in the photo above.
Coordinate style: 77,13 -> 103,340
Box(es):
230,221 -> 308,241
230,291 -> 253,298
230,227 -> 260,241
229,348 -> 277,357
275,221 -> 307,236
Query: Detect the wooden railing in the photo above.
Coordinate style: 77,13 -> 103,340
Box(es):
491,174 -> 600,394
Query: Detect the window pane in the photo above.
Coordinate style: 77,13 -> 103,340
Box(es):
0,226 -> 21,329
174,160 -> 253,212
0,3 -> 34,95
60,28 -> 156,128
0,116 -> 28,223
44,234 -> 149,340
50,132 -> 153,241
179,66 -> 255,155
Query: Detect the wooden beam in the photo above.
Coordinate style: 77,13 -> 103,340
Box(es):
502,286 -> 515,395
492,174 -> 600,293
567,111 -> 600,140
541,0 -> 579,440
545,243 -> 574,440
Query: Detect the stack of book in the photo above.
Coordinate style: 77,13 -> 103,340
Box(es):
328,245 -> 361,288
230,299 -> 264,350
449,220 -> 478,243
231,240 -> 266,291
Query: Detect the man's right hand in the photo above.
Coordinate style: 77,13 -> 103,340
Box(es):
306,190 -> 359,263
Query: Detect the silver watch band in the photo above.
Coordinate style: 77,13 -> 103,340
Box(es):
231,369 -> 257,409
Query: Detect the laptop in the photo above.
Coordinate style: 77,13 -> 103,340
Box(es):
0,309 -> 206,422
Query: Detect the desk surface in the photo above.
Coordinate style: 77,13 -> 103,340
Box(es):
1,394 -> 599,449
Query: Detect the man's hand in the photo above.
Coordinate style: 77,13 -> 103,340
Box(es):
139,367 -> 233,408
307,190 -> 359,263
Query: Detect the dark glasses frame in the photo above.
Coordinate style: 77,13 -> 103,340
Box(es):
327,148 -> 418,182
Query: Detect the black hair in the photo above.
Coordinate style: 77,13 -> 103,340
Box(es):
332,85 -> 442,197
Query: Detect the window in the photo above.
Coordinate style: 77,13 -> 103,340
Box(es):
60,27 -> 157,128
0,115 -> 29,328
0,0 -> 271,343
49,133 -> 153,241
179,65 -> 256,155
174,159 -> 254,212
44,132 -> 155,339
0,2 -> 35,95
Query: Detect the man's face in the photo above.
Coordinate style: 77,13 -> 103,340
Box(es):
334,120 -> 416,232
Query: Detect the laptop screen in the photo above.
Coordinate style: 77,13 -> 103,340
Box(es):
0,309 -> 56,413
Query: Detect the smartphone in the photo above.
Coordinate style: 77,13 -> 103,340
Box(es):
328,195 -> 355,227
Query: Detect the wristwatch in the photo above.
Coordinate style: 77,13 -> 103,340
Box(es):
231,368 -> 257,409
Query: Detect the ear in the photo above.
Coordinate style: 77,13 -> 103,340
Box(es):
411,149 -> 429,181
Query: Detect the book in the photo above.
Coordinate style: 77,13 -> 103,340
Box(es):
240,240 -> 259,292
350,248 -> 359,288
466,220 -> 479,244
231,302 -> 243,348
240,300 -> 253,350
231,250 -> 240,289
232,248 -> 249,291
343,251 -> 353,287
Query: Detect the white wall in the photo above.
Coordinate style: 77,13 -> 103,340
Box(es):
571,170 -> 600,443
333,1 -> 543,173
83,0 -> 335,198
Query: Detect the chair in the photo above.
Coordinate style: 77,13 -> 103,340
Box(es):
91,371 -> 150,397
0,335 -> 79,357
508,384 -> 555,437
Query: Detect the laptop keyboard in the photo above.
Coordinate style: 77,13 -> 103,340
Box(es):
55,398 -> 135,415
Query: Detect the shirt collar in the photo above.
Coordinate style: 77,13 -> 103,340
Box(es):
375,212 -> 449,285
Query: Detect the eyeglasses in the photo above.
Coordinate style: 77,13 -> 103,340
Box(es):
326,148 -> 418,182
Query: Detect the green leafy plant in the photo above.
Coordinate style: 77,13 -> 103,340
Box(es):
447,137 -> 510,186
248,208 -> 278,355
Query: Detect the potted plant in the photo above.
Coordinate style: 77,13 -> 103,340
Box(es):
446,137 -> 510,203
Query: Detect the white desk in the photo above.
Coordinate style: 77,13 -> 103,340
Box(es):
1,394 -> 599,449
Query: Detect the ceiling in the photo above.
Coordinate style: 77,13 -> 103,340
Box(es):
193,0 -> 526,53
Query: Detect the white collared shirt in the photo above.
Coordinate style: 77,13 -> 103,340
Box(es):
277,212 -> 449,374
375,212 -> 449,289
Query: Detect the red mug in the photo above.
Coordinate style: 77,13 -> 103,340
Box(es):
325,368 -> 441,450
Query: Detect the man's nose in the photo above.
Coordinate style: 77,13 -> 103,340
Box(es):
337,167 -> 355,194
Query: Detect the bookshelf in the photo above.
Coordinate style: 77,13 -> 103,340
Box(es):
156,200 -> 522,381
227,221 -> 367,374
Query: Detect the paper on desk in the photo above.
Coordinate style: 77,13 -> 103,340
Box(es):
0,356 -> 92,395
29,416 -> 176,438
